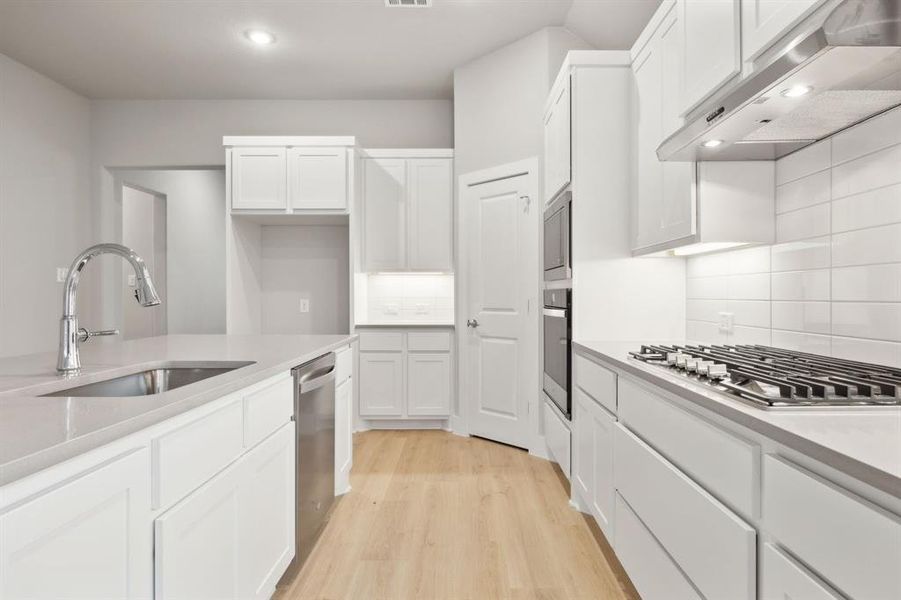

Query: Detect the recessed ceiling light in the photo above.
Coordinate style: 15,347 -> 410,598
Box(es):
701,139 -> 723,148
781,85 -> 812,98
244,29 -> 276,45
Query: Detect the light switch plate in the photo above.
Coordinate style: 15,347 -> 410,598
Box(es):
56,267 -> 68,283
299,299 -> 310,313
718,311 -> 734,334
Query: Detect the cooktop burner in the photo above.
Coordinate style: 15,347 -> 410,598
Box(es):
629,344 -> 901,409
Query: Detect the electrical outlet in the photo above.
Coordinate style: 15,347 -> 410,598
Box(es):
299,298 -> 310,313
127,274 -> 137,287
718,311 -> 734,334
415,303 -> 429,315
383,303 -> 399,315
56,267 -> 68,283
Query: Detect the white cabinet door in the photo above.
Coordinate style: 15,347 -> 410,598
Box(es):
335,378 -> 353,494
363,158 -> 407,271
358,352 -> 404,417
231,147 -> 287,210
408,158 -> 453,271
407,353 -> 451,416
0,449 -> 153,600
761,543 -> 842,600
633,42 -> 664,251
680,0 -> 741,114
589,402 -> 615,538
571,388 -> 594,508
155,424 -> 294,600
288,147 -> 347,211
544,79 -> 571,202
742,0 -> 822,63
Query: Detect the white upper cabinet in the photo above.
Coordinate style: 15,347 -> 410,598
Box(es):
225,136 -> 355,213
361,151 -> 454,272
362,158 -> 407,271
288,146 -> 347,211
408,158 -> 453,271
231,147 -> 287,210
741,0 -> 823,63
680,0 -> 741,115
0,449 -> 153,600
544,79 -> 571,202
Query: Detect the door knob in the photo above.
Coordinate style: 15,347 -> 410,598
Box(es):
467,319 -> 479,328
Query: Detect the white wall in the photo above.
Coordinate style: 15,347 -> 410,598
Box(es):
686,106 -> 901,368
121,184 -> 167,339
260,225 -> 349,335
452,27 -> 592,179
0,53 -> 94,358
115,169 -> 226,335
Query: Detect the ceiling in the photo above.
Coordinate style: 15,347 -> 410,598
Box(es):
0,0 -> 660,100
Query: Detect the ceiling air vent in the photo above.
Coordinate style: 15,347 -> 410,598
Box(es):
385,0 -> 431,7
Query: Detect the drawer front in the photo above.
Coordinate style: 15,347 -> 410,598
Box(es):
243,376 -> 293,449
152,400 -> 244,510
358,332 -> 403,352
761,543 -> 841,600
763,455 -> 901,600
407,331 -> 451,352
335,346 -> 352,385
618,378 -> 758,518
574,354 -> 616,414
615,424 -> 756,600
544,399 -> 571,479
615,493 -> 702,600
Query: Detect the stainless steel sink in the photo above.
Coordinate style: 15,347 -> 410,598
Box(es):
42,361 -> 256,397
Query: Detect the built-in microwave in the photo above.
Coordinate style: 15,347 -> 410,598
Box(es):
543,191 -> 571,283
543,287 -> 571,418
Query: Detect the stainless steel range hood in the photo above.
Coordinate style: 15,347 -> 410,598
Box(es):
658,0 -> 901,162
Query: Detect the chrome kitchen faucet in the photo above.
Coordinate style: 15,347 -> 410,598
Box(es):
57,243 -> 161,373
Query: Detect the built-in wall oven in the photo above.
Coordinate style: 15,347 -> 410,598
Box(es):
543,288 -> 571,418
543,191 -> 571,283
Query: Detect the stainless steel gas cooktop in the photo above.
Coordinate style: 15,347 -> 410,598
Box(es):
629,344 -> 901,409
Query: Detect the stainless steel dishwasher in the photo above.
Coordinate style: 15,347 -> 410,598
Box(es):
288,352 -> 336,574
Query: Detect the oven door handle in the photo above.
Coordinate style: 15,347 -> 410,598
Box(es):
543,308 -> 568,318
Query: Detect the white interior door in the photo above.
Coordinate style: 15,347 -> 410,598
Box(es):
461,159 -> 539,450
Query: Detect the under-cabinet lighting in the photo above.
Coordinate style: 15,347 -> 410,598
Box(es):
670,242 -> 749,257
373,272 -> 452,276
780,85 -> 812,98
701,139 -> 723,148
244,29 -> 276,45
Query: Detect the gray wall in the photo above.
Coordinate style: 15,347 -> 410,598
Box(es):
115,169 -> 226,336
0,53 -> 94,358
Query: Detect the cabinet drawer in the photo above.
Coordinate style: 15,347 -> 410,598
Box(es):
615,493 -> 702,600
618,378 -> 758,518
407,331 -> 451,352
152,400 -> 243,510
574,354 -> 616,414
763,455 -> 901,599
243,376 -> 293,449
358,332 -> 403,352
615,424 -> 756,600
761,543 -> 841,600
335,346 -> 352,385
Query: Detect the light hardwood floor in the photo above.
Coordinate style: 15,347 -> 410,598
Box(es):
275,430 -> 638,600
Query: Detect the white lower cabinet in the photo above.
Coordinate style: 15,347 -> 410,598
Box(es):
335,378 -> 353,494
155,423 -> 294,600
0,449 -> 153,599
357,329 -> 453,420
571,387 -> 615,538
761,543 -> 841,600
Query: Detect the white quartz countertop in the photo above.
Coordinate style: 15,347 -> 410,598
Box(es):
0,334 -> 355,487
574,340 -> 901,499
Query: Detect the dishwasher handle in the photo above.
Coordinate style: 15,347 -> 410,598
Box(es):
298,365 -> 336,394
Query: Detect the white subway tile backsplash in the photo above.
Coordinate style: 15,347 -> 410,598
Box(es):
770,237 -> 831,272
831,106 -> 901,166
775,138 -> 830,185
831,336 -> 901,368
832,264 -> 901,302
771,269 -> 829,301
832,143 -> 901,200
684,107 -> 901,363
362,273 -> 454,324
832,223 -> 901,267
832,302 -> 901,342
775,170 -> 830,215
831,183 -> 901,233
771,301 -> 830,334
776,202 -> 830,243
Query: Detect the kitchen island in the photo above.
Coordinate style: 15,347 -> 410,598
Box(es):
0,333 -> 355,600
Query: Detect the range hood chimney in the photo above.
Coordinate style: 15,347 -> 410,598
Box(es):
659,0 -> 901,161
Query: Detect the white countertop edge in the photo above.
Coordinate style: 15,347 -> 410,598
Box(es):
573,340 -> 901,499
355,323 -> 455,328
0,335 -> 356,487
